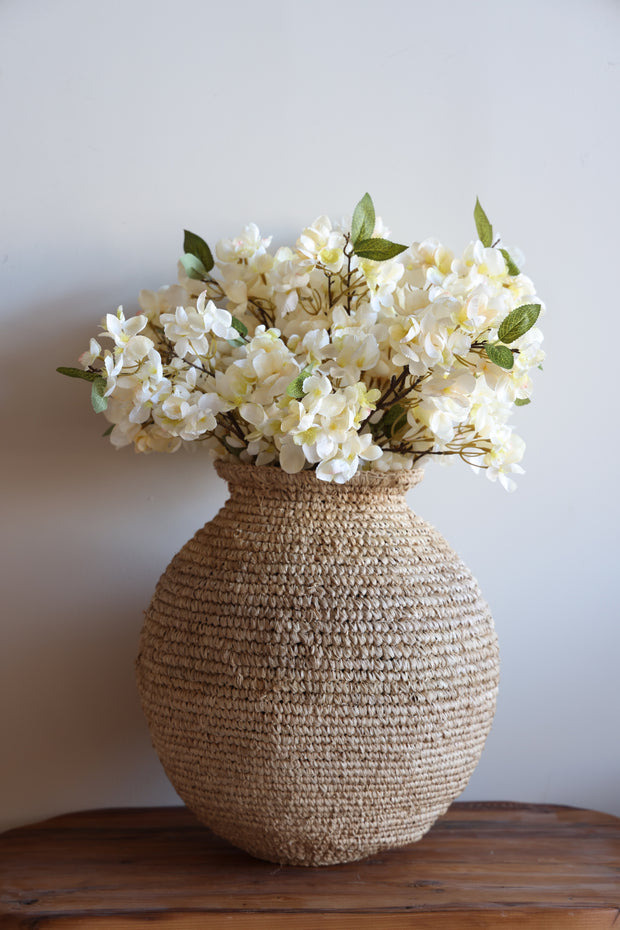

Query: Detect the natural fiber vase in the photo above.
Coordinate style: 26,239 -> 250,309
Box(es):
136,461 -> 499,866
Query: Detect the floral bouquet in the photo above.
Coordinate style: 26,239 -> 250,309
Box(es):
58,195 -> 544,489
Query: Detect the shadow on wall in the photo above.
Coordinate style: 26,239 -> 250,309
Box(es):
2,614 -> 177,832
1,289 -> 224,831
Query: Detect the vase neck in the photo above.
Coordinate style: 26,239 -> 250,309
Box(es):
214,461 -> 423,503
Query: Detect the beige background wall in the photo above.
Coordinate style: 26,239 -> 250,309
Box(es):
2,0 -> 619,831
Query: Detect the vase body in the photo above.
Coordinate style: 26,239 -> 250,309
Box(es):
136,461 -> 499,866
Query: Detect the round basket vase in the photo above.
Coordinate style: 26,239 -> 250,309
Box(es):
136,461 -> 500,867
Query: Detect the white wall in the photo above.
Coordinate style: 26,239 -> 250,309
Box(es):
2,0 -> 619,832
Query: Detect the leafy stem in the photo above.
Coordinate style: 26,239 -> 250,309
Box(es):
343,234 -> 354,312
246,296 -> 274,328
372,371 -> 427,417
220,411 -> 248,445
330,273 -> 365,311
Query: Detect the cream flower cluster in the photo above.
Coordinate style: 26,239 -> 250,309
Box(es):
65,196 -> 544,488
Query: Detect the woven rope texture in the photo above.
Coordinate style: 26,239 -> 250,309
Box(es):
136,461 -> 499,866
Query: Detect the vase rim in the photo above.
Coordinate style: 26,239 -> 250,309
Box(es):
214,459 -> 424,492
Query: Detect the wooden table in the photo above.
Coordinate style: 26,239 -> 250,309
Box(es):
1,802 -> 619,928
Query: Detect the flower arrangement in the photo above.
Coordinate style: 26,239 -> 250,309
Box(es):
59,195 -> 544,489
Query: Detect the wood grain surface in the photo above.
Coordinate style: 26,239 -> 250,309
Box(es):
1,802 -> 619,928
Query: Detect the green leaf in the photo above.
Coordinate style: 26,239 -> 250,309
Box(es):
57,366 -> 101,382
231,316 -> 248,338
485,343 -> 514,370
353,238 -> 408,261
351,193 -> 375,246
394,412 -> 408,433
183,230 -> 214,272
102,424 -> 114,436
474,198 -> 493,247
91,377 -> 108,413
180,253 -> 209,281
498,303 -> 541,344
500,248 -> 520,276
381,403 -> 406,436
515,398 -> 531,406
286,367 -> 313,399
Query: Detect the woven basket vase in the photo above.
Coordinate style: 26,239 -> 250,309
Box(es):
136,460 -> 499,867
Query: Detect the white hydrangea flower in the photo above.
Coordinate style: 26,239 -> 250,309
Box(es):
299,372 -> 333,413
72,198 -> 543,489
161,292 -> 237,360
415,372 -> 474,446
475,429 -> 526,492
455,287 -> 498,336
102,386 -> 180,454
403,303 -> 471,375
453,241 -> 508,280
216,223 -> 272,263
509,325 -> 545,401
197,292 -> 239,340
160,306 -> 209,358
138,285 -> 189,321
104,391 -> 143,447
297,216 -> 347,273
469,376 -> 515,440
322,332 -> 381,386
103,352 -> 123,395
152,380 -> 226,441
389,314 -> 424,371
268,247 -> 310,316
315,431 -> 382,484
245,329 -> 299,405
279,436 -> 307,474
174,394 -> 225,442
288,382 -> 380,475
295,329 -> 330,367
215,362 -> 253,408
370,451 -> 415,473
279,399 -> 315,436
102,307 -> 148,348
238,402 -> 269,430
358,255 -> 405,310
79,338 -> 102,369
133,426 -> 183,454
